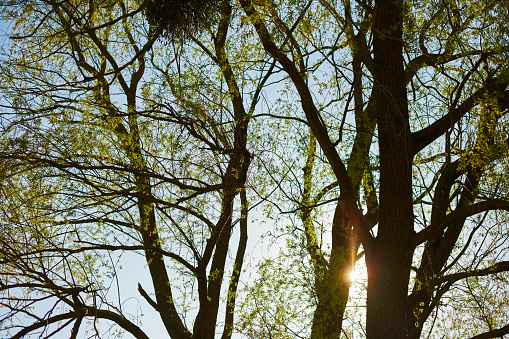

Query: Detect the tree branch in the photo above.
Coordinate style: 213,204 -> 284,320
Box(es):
468,323 -> 509,339
12,308 -> 149,339
405,50 -> 490,84
415,199 -> 509,245
434,261 -> 509,286
221,189 -> 248,339
413,75 -> 509,154
239,0 -> 373,247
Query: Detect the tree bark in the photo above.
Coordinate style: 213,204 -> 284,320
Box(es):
365,0 -> 414,337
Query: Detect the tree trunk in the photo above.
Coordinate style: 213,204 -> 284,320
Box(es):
311,201 -> 355,339
366,0 -> 414,337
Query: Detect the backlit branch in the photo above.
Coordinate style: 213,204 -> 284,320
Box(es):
415,199 -> 509,245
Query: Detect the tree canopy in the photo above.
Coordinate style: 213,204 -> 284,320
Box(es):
1,0 -> 509,338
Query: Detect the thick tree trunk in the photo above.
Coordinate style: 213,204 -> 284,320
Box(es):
311,202 -> 355,339
366,0 -> 414,337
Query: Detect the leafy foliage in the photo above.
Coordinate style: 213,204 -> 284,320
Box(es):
1,0 -> 509,338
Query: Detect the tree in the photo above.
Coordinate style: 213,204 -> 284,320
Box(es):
0,1 -> 272,338
236,0 -> 509,337
2,0 -> 509,339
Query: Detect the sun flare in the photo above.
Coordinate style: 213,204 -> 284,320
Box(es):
348,270 -> 357,282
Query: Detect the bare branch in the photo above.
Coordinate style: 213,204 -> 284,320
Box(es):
415,199 -> 509,245
434,261 -> 509,286
11,308 -> 149,339
413,76 -> 509,154
468,323 -> 509,339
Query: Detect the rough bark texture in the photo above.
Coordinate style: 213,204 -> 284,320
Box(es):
366,0 -> 414,337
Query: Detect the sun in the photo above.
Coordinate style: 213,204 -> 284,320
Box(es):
348,270 -> 358,282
